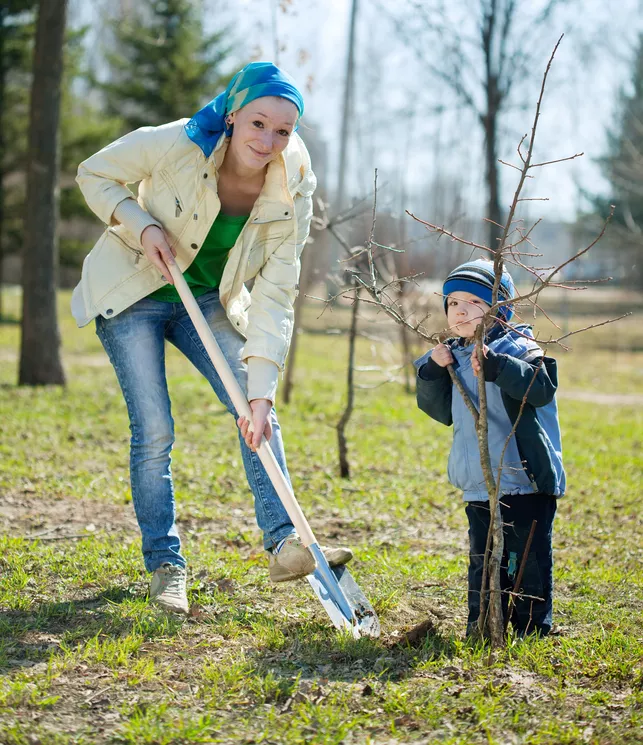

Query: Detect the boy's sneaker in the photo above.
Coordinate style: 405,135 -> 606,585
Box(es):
150,562 -> 189,614
267,535 -> 353,583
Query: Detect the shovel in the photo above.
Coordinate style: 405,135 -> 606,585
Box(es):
169,265 -> 380,639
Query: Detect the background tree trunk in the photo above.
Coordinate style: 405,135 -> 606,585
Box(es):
481,1 -> 502,250
483,105 -> 502,251
336,0 -> 358,212
0,5 -> 6,320
337,288 -> 359,478
19,0 -> 67,385
282,248 -> 313,404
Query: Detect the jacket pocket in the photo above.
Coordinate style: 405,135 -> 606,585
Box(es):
250,234 -> 287,273
160,169 -> 183,218
107,228 -> 144,264
85,229 -> 148,308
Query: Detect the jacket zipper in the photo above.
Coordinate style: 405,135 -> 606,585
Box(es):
160,170 -> 183,217
108,229 -> 144,265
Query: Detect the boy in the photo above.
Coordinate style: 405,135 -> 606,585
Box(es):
415,259 -> 565,637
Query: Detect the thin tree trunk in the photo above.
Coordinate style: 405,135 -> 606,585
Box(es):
484,106 -> 502,251
395,257 -> 413,394
400,321 -> 412,393
504,519 -> 537,633
481,0 -> 502,251
271,0 -> 279,66
282,247 -> 313,404
0,6 -> 6,320
396,148 -> 413,394
337,290 -> 359,478
332,0 -> 359,467
282,295 -> 301,405
474,339 -> 505,646
19,0 -> 67,385
336,0 -> 358,211
479,31 -> 508,643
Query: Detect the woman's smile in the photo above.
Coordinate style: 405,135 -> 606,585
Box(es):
248,144 -> 271,158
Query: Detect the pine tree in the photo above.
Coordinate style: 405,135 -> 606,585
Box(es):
598,33 -> 643,286
57,27 -> 122,269
100,0 -> 234,131
0,1 -> 37,318
1,10 -> 122,296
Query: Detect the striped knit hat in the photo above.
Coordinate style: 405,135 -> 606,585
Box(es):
443,259 -> 516,322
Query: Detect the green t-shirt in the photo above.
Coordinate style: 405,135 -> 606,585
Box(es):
148,212 -> 249,302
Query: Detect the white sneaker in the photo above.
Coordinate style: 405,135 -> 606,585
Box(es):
150,563 -> 189,614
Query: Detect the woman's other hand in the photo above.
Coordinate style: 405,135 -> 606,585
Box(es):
237,398 -> 273,452
141,225 -> 177,284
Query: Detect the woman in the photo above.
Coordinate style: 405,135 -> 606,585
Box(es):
72,62 -> 351,614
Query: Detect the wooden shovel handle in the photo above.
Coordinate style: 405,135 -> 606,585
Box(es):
169,265 -> 316,547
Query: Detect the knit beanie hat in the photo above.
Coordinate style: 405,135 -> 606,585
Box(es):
443,259 -> 516,322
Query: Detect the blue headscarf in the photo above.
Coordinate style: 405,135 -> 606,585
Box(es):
185,61 -> 305,158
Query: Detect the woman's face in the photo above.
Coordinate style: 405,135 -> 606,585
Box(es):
227,96 -> 299,171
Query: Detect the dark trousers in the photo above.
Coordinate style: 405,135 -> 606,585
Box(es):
465,494 -> 557,637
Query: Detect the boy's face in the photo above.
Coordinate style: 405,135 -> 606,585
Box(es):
446,291 -> 491,338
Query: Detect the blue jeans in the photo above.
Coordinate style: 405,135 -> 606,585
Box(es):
465,494 -> 557,637
95,290 -> 295,572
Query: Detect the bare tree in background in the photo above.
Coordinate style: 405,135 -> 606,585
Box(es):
382,0 -> 567,250
18,0 -> 67,385
336,0 -> 359,213
282,247 -> 313,404
282,127 -> 331,404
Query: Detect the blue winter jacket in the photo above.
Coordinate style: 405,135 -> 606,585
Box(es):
415,325 -> 565,502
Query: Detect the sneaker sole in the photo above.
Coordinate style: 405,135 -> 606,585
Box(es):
150,596 -> 189,615
269,563 -> 316,582
325,551 -> 353,568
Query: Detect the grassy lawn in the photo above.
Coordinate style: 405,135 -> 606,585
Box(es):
0,288 -> 642,744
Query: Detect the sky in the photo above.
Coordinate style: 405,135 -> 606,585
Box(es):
72,0 -> 643,225
229,0 -> 643,223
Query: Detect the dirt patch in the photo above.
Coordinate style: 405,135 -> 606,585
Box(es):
0,494 -> 137,538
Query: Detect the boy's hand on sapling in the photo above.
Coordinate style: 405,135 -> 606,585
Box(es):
432,343 -> 454,368
471,344 -> 489,377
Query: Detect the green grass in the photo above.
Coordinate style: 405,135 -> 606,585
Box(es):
0,288 -> 642,743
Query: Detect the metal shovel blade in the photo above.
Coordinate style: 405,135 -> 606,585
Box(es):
306,545 -> 380,639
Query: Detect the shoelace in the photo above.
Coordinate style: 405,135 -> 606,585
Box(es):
160,565 -> 186,597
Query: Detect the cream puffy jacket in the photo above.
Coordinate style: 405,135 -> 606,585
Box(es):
72,119 -> 316,400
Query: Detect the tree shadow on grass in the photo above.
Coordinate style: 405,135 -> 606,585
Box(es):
0,585 -> 184,674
